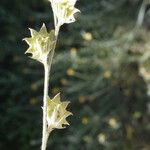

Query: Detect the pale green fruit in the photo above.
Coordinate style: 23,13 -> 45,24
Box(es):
49,0 -> 80,25
23,24 -> 56,64
47,93 -> 72,130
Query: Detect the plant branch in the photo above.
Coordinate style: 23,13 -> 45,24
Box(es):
41,62 -> 50,150
137,0 -> 146,27
41,25 -> 60,150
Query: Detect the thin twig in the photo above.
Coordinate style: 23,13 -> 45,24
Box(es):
41,23 -> 60,150
41,63 -> 50,150
137,0 -> 146,27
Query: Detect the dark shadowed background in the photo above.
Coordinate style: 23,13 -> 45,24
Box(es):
0,0 -> 150,150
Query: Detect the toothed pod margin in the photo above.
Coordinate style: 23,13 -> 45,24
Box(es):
23,24 -> 56,64
46,93 -> 72,131
48,0 -> 80,26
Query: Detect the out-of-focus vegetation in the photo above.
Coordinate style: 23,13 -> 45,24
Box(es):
0,0 -> 150,150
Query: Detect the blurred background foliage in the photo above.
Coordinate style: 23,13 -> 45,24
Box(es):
0,0 -> 150,150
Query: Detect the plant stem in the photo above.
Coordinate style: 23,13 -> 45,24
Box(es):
55,23 -> 60,37
137,0 -> 146,27
41,24 -> 60,150
41,63 -> 50,150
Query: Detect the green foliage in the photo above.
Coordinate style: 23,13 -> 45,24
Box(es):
0,0 -> 149,150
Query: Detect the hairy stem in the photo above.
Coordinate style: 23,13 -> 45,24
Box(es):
41,50 -> 54,150
41,50 -> 55,150
55,24 -> 60,37
41,25 -> 60,149
41,63 -> 50,150
137,1 -> 146,27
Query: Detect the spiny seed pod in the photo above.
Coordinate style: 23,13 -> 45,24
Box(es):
23,24 -> 56,64
49,0 -> 80,26
46,93 -> 72,131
